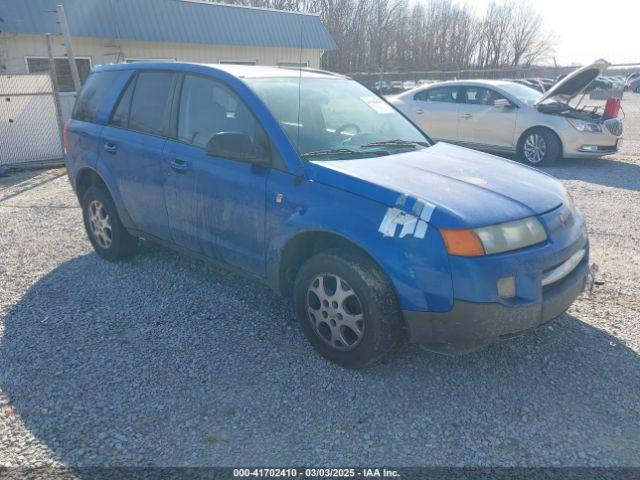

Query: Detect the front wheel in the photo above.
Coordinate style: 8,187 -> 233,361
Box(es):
293,248 -> 403,368
518,128 -> 561,166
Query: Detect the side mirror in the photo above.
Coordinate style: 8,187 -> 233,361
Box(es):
205,132 -> 269,164
493,98 -> 512,108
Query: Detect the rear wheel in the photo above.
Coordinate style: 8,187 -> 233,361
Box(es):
293,248 -> 402,368
518,128 -> 561,166
82,186 -> 138,261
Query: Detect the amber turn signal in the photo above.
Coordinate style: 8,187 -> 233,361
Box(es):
440,228 -> 485,256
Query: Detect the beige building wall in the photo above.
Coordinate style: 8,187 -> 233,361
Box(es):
1,34 -> 321,119
1,34 -> 321,73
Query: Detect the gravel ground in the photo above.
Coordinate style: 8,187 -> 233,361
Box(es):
1,96 -> 639,469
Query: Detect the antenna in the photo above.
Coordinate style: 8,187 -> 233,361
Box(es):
296,12 -> 303,152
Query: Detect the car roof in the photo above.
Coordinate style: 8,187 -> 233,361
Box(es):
394,79 -> 518,98
421,79 -> 515,88
92,61 -> 344,80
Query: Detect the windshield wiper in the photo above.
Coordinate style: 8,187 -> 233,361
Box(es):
360,139 -> 427,149
301,148 -> 389,159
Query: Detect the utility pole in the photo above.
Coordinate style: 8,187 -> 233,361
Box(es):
56,4 -> 82,93
46,33 -> 65,146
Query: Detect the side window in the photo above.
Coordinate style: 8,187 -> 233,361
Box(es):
417,87 -> 458,103
72,71 -> 120,122
110,76 -> 136,128
177,75 -> 262,150
463,87 -> 507,106
414,90 -> 428,101
128,71 -> 176,136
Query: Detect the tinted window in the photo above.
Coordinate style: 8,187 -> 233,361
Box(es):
128,71 -> 175,136
177,75 -> 260,149
463,87 -> 507,105
110,76 -> 136,128
71,71 -> 120,122
415,86 -> 458,103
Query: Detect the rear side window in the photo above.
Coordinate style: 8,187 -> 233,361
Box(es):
415,86 -> 458,103
72,71 -> 120,122
127,71 -> 176,136
110,76 -> 136,128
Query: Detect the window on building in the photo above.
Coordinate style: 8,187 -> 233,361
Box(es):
219,60 -> 257,66
71,71 -> 121,122
127,71 -> 176,136
26,57 -> 91,93
177,74 -> 262,150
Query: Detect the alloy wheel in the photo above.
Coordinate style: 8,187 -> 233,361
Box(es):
306,274 -> 365,351
87,200 -> 113,249
523,133 -> 547,164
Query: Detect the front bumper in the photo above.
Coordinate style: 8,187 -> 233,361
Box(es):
404,256 -> 589,355
560,127 -> 622,159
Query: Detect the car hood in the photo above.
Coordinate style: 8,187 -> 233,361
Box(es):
306,143 -> 565,229
534,59 -> 610,106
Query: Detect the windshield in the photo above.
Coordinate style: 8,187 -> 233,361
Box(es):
500,82 -> 555,106
245,77 -> 429,160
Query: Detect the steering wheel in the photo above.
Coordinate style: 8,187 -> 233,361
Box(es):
334,123 -> 361,138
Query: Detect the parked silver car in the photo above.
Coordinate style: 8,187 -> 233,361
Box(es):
389,60 -> 623,165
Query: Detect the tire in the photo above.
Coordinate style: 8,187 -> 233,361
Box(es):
518,128 -> 561,166
81,185 -> 138,261
293,248 -> 402,368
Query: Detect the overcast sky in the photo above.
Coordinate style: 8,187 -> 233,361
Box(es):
420,0 -> 636,66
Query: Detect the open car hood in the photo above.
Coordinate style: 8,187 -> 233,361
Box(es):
534,59 -> 610,107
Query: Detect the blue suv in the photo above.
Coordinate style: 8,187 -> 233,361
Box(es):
65,62 -> 589,367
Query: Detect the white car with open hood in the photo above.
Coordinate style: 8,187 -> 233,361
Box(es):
389,60 -> 623,165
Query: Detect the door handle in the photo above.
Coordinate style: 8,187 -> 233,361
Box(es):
103,142 -> 118,154
170,158 -> 190,173
462,113 -> 472,119
415,108 -> 424,115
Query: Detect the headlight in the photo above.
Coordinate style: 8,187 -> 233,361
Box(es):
567,118 -> 602,132
440,217 -> 547,256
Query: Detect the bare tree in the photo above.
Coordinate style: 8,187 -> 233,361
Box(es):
221,0 -> 555,73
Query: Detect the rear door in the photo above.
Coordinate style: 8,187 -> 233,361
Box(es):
162,73 -> 269,276
410,86 -> 462,142
458,86 -> 518,151
66,71 -> 122,172
99,70 -> 178,240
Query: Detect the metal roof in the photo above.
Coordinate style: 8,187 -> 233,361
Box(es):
0,0 -> 336,50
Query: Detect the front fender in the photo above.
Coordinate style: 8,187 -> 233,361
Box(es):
266,170 -> 453,312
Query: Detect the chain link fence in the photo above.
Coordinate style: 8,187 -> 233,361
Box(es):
0,73 -> 65,167
349,63 -> 639,94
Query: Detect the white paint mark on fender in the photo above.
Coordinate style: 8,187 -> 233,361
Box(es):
378,199 -> 436,239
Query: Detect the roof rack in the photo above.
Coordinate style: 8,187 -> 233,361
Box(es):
276,66 -> 349,79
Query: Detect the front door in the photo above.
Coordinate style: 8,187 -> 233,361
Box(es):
163,74 -> 269,276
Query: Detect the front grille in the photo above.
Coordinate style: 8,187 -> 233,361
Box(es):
604,118 -> 623,136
